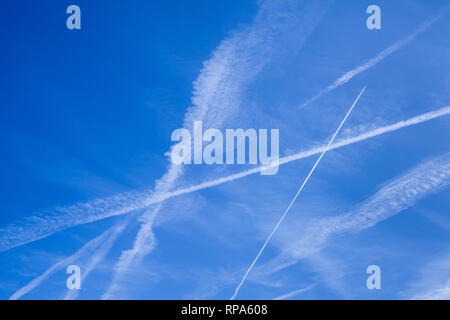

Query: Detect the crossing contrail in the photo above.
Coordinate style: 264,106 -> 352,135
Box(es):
230,86 -> 366,300
253,152 -> 450,279
99,0 -> 333,299
0,105 -> 449,253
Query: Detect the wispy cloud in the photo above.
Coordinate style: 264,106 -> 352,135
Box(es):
402,249 -> 450,300
410,280 -> 450,300
101,204 -> 160,299
272,283 -> 317,300
254,152 -> 450,278
101,0 -> 332,299
1,106 -> 449,253
231,86 -> 366,300
63,218 -> 131,300
3,0 -> 332,299
417,208 -> 450,231
299,7 -> 449,109
9,220 -> 128,300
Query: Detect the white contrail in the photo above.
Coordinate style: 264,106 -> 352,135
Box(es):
272,283 -> 317,300
402,249 -> 450,300
253,152 -> 450,278
299,7 -> 449,109
410,281 -> 450,300
1,105 -> 449,253
100,0 -> 332,299
5,0 -> 332,299
230,86 -> 366,300
63,218 -> 130,300
9,221 -> 127,300
101,204 -> 160,299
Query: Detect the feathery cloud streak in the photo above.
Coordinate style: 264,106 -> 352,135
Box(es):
101,0 -> 332,298
3,0 -> 333,299
231,86 -> 366,300
255,152 -> 450,277
410,280 -> 450,300
1,106 -> 449,253
403,250 -> 450,300
9,221 -> 127,300
299,7 -> 449,109
272,283 -> 317,300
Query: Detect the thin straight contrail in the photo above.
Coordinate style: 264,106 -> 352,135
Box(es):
230,87 -> 366,300
1,104 -> 449,253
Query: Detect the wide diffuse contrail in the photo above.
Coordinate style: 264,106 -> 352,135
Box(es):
0,105 -> 449,253
299,7 -> 449,109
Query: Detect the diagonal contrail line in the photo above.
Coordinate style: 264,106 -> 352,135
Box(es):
298,6 -> 449,109
231,86 -> 366,300
1,104 -> 449,253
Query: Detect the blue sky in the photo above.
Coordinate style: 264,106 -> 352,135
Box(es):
0,0 -> 449,299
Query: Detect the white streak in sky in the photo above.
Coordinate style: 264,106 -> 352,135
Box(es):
1,106 -> 449,253
101,204 -> 160,299
230,86 -> 366,300
4,0 -> 332,299
272,283 -> 317,300
9,221 -> 127,300
299,7 -> 449,109
410,280 -> 450,300
403,250 -> 450,300
101,0 -> 332,299
255,152 -> 450,277
63,219 -> 129,300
